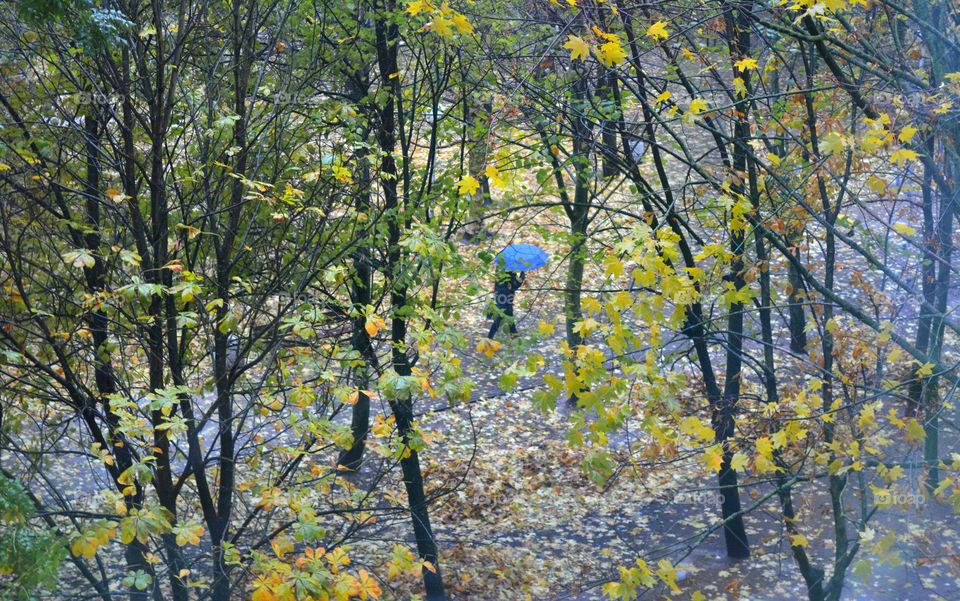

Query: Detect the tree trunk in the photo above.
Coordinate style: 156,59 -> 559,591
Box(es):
564,78 -> 592,351
375,7 -> 446,598
339,81 -> 375,469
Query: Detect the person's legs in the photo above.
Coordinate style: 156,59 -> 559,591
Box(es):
506,303 -> 517,334
488,314 -> 502,338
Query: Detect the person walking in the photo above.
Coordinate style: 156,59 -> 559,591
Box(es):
488,268 -> 525,338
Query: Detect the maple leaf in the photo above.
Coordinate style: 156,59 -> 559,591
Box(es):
756,436 -> 773,458
602,253 -> 624,277
331,165 -> 353,184
451,12 -> 473,34
688,98 -> 708,115
563,35 -> 590,61
430,15 -> 453,38
703,444 -> 724,473
591,25 -> 619,41
821,131 -> 846,155
572,317 -> 601,335
790,533 -> 809,548
406,0 -> 431,15
476,337 -> 502,358
645,20 -> 669,41
730,451 -> 749,472
893,223 -> 916,236
916,361 -> 935,377
485,164 -> 505,188
898,125 -> 918,143
457,175 -> 480,195
890,148 -> 918,166
656,560 -> 681,593
734,57 -> 758,71
733,77 -> 747,97
596,40 -> 627,67
105,187 -> 127,203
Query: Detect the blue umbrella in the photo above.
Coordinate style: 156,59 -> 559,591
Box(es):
495,243 -> 548,271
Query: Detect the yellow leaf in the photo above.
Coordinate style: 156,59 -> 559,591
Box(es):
357,569 -> 382,599
821,131 -> 846,155
730,451 -> 749,472
591,26 -> 619,42
456,175 -> 480,196
790,533 -> 809,548
430,15 -> 453,38
476,337 -> 502,358
563,35 -> 590,61
251,581 -> 276,601
105,187 -> 126,203
655,90 -> 671,104
484,165 -> 505,189
656,559 -> 681,593
602,253 -> 624,278
905,418 -> 925,443
596,40 -> 627,67
867,175 -> 887,195
612,290 -> 632,310
688,98 -> 708,115
331,165 -> 353,184
645,20 -> 669,41
451,13 -> 473,35
703,444 -> 724,473
582,296 -> 602,315
406,0 -> 430,15
890,148 -> 918,166
538,320 -> 555,335
893,223 -> 916,236
898,125 -> 918,143
572,317 -> 601,336
734,57 -> 758,71
680,416 -> 714,443
733,77 -> 747,98
756,436 -> 773,458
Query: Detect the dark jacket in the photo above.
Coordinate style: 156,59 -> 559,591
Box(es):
493,271 -> 524,307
